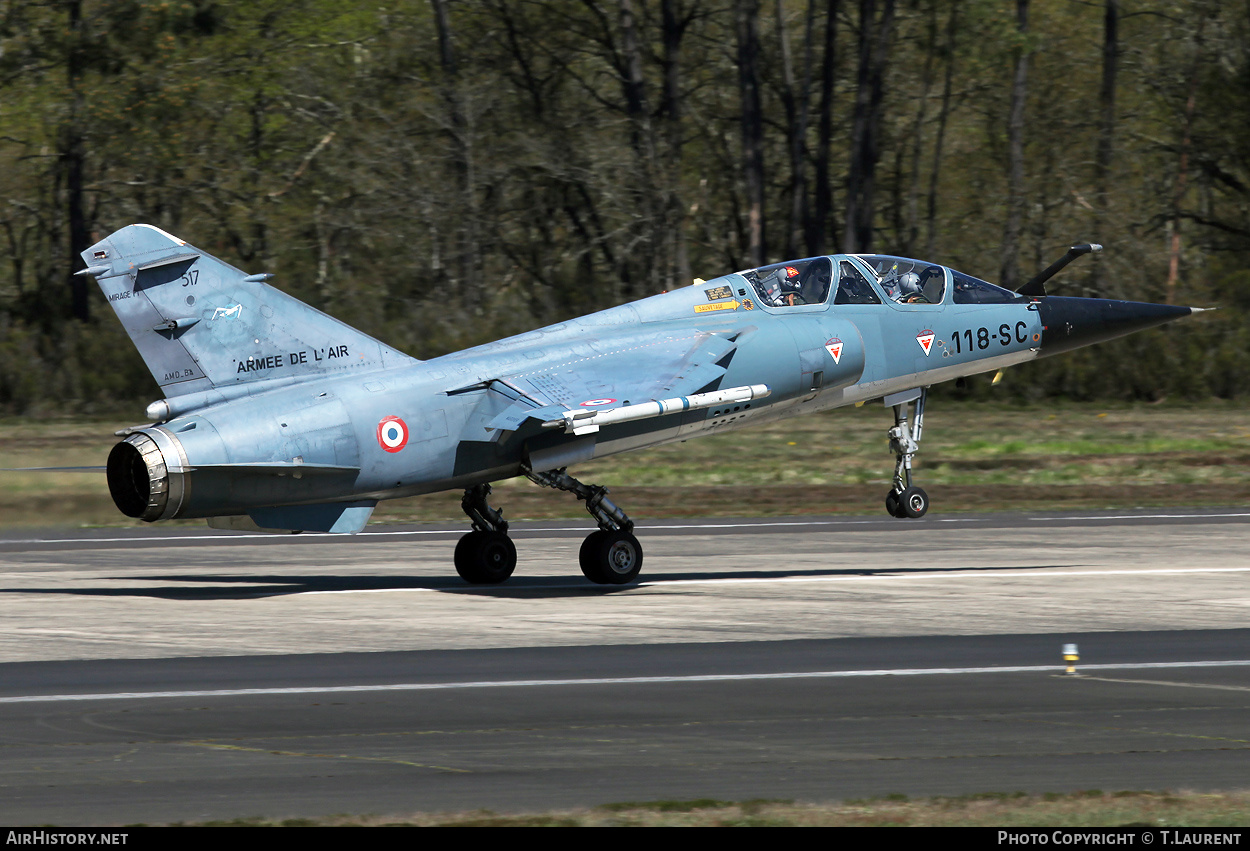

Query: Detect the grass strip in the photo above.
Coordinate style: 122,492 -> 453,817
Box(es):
178,789 -> 1250,826
1,399 -> 1245,528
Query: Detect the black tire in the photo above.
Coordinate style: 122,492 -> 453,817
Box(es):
580,529 -> 643,585
885,490 -> 903,518
579,530 -> 608,578
900,486 -> 929,519
454,530 -> 517,584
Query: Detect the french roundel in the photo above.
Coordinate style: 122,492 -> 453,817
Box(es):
377,416 -> 409,453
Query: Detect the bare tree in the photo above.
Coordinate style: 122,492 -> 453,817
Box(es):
737,0 -> 766,266
842,0 -> 895,254
1166,12 -> 1206,304
1091,0 -> 1118,291
924,0 -> 959,259
809,0 -> 839,256
660,0 -> 697,287
1000,0 -> 1030,290
775,0 -> 818,259
431,0 -> 482,310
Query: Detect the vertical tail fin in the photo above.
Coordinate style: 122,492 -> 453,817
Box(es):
82,224 -> 415,398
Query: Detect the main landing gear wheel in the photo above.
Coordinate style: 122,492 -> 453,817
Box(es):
579,529 -> 643,585
454,530 -> 517,584
455,483 -> 516,584
526,466 -> 644,584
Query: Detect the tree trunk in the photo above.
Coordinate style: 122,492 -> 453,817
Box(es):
65,0 -> 90,322
619,0 -> 660,295
1091,0 -> 1118,292
737,0 -> 765,266
1166,13 -> 1203,304
924,0 -> 959,259
661,0 -> 692,287
842,0 -> 895,254
1000,0 -> 1030,290
431,0 -> 480,309
904,0 -> 940,257
777,0 -> 817,259
809,0 -> 839,256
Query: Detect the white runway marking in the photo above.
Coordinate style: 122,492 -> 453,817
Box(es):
640,565 -> 1250,588
1038,513 -> 1250,521
298,564 -> 1250,595
3,520 -> 884,546
5,511 -> 1247,547
3,660 -> 1248,705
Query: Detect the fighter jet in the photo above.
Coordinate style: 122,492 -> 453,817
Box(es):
83,225 -> 1197,584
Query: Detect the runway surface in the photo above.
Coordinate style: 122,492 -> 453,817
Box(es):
0,510 -> 1247,823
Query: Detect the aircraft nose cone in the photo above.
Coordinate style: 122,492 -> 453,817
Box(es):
1037,296 -> 1194,357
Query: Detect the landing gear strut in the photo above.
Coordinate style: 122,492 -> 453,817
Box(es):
526,467 -> 643,584
455,483 -> 517,584
885,388 -> 929,519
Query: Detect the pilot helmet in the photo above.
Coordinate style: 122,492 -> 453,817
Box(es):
898,271 -> 921,294
780,265 -> 802,292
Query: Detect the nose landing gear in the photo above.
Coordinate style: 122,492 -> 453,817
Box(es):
885,388 -> 929,519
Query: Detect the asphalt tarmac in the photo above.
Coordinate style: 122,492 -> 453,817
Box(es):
0,509 -> 1247,824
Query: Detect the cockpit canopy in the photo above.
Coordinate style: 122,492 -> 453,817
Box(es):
858,256 -> 947,304
739,254 -> 1025,308
949,269 -> 1029,304
740,257 -> 833,307
858,255 -> 1027,305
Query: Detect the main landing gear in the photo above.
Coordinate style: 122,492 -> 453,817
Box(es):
885,388 -> 930,519
454,470 -> 642,585
455,483 -> 518,584
526,467 -> 642,585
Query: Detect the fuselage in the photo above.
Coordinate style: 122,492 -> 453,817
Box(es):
115,254 -> 1058,521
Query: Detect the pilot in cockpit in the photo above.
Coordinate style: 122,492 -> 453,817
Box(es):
892,271 -> 922,301
887,265 -> 944,303
759,265 -> 803,307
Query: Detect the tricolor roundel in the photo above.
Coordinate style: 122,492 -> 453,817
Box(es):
377,415 -> 409,453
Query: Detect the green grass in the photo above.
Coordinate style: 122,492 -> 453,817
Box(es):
164,790 -> 1250,826
1,398 -> 1247,528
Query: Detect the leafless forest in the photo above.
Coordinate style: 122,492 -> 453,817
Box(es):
0,0 -> 1246,412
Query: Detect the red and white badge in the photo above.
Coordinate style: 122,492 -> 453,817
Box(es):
376,415 -> 409,453
824,338 -> 844,365
916,329 -> 935,356
579,398 -> 617,407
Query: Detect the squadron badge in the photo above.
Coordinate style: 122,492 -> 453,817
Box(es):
916,329 -> 935,356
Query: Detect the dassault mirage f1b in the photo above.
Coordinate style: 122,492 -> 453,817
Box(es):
86,226 -> 1198,584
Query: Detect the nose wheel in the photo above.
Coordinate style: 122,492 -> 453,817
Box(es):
884,388 -> 930,519
885,489 -> 901,517
887,485 -> 929,519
